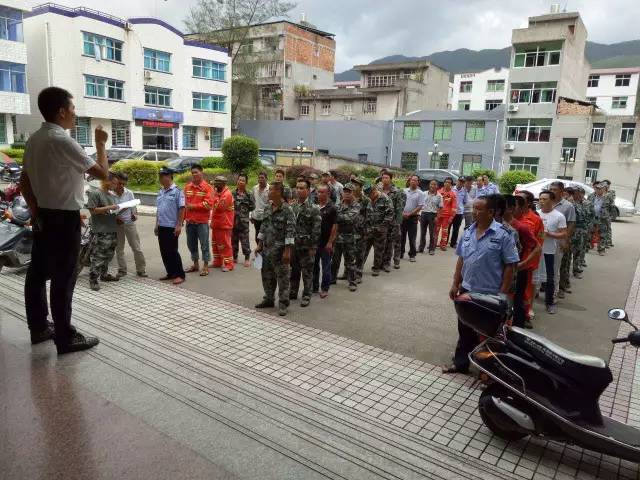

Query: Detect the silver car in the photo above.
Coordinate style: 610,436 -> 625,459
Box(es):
514,178 -> 637,220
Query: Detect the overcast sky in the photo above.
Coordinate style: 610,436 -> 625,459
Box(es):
27,0 -> 640,72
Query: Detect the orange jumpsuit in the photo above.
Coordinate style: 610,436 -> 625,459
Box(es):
435,188 -> 457,249
520,210 -> 545,316
211,186 -> 235,270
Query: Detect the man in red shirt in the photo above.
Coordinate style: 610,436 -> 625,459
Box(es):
518,190 -> 545,324
211,176 -> 235,271
184,165 -> 213,276
435,177 -> 457,251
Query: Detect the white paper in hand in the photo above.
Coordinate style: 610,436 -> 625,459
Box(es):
116,199 -> 141,212
253,253 -> 263,270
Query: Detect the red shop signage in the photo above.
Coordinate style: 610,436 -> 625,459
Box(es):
141,120 -> 176,128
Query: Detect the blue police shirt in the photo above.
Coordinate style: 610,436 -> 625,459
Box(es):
157,183 -> 185,228
455,219 -> 519,294
453,186 -> 467,214
476,183 -> 499,198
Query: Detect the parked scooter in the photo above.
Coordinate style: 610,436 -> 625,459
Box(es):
455,292 -> 640,463
0,195 -> 33,273
0,181 -> 21,203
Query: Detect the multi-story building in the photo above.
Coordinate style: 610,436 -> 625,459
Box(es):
451,68 -> 510,111
187,21 -> 335,124
0,0 -> 30,147
295,60 -> 450,121
586,67 -> 639,115
20,3 -> 230,156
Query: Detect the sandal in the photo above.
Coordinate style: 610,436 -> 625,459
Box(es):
199,268 -> 209,276
185,265 -> 199,273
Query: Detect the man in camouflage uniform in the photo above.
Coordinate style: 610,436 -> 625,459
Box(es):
255,182 -> 296,316
592,182 -> 613,255
333,183 -> 360,292
352,177 -> 370,283
571,186 -> 594,278
380,172 -> 406,271
363,184 -> 394,277
232,173 -> 255,267
602,180 -> 616,248
290,179 -> 321,307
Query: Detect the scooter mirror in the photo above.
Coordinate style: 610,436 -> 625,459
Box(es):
608,308 -> 627,321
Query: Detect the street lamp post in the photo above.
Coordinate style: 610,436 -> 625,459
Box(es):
427,142 -> 444,170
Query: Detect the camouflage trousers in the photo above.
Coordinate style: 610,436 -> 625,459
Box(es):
602,218 -> 613,247
89,232 -> 118,280
595,219 -> 611,252
559,245 -> 572,291
383,222 -> 401,267
364,228 -> 388,273
290,246 -> 315,300
571,229 -> 589,274
354,234 -> 367,281
261,249 -> 291,309
232,222 -> 251,261
332,235 -> 357,287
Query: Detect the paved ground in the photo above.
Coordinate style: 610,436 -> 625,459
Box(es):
119,216 -> 640,365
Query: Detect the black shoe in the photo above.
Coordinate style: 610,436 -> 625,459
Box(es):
90,279 -> 100,291
100,274 -> 119,282
524,319 -> 534,329
330,280 -> 337,285
31,321 -> 55,345
137,271 -> 148,278
289,295 -> 298,300
337,274 -> 347,280
450,243 -> 457,249
56,332 -> 99,355
383,265 -> 391,273
312,288 -> 319,294
418,248 -> 424,254
255,300 -> 275,309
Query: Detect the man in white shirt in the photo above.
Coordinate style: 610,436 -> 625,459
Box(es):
113,172 -> 147,278
537,190 -> 567,314
21,86 -> 110,354
250,171 -> 269,244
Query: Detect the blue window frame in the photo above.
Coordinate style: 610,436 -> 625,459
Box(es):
0,62 -> 26,93
192,58 -> 226,81
84,75 -> 124,101
210,128 -> 224,150
0,6 -> 23,42
192,92 -> 226,112
182,126 -> 197,150
144,48 -> 171,73
82,32 -> 123,62
144,86 -> 171,107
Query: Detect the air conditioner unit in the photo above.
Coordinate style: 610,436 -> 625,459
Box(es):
144,70 -> 152,80
504,143 -> 515,151
508,104 -> 519,112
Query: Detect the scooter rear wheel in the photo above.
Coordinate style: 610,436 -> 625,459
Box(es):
478,384 -> 530,441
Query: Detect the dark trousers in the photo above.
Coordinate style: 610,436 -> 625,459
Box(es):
253,220 -> 262,244
401,216 -> 419,258
25,209 -> 81,344
448,213 -> 464,247
513,269 -> 529,328
418,212 -> 437,252
544,253 -> 555,306
453,288 -> 478,372
313,246 -> 332,292
158,226 -> 185,279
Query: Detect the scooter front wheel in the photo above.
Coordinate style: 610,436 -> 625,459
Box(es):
478,384 -> 531,441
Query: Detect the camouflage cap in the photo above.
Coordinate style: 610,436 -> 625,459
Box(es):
363,184 -> 376,194
574,185 -> 585,193
309,172 -> 319,179
343,182 -> 354,191
351,176 -> 365,186
214,175 -> 227,183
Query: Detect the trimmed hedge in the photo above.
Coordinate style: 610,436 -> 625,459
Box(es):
1,148 -> 24,161
111,160 -> 163,185
200,156 -> 225,169
470,168 -> 498,183
359,165 -> 380,179
175,168 -> 234,186
221,135 -> 259,173
498,170 -> 537,194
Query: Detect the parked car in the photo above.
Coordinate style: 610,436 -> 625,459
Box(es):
514,178 -> 636,220
416,169 -> 459,190
0,153 -> 21,182
89,149 -> 136,164
165,156 -> 204,173
123,150 -> 180,162
259,154 -> 275,166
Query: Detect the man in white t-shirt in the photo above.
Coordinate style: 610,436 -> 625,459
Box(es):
537,190 -> 567,314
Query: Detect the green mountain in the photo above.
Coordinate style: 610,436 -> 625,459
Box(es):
334,40 -> 640,81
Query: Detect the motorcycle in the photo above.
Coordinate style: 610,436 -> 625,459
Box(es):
0,181 -> 21,203
0,196 -> 33,273
75,215 -> 95,277
455,292 -> 640,463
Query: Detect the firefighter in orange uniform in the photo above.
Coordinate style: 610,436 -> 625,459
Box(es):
435,177 -> 457,251
211,175 -> 235,271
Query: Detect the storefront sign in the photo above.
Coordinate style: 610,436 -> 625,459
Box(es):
141,120 -> 176,128
132,107 -> 184,124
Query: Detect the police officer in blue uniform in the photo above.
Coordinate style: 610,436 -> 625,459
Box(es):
443,194 -> 519,374
155,167 -> 186,284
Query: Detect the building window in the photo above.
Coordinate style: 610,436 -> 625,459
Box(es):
144,48 -> 171,73
192,92 -> 226,112
111,120 -> 130,147
321,101 -> 331,116
591,123 -> 605,143
0,7 -> 23,42
259,62 -> 279,78
458,101 -> 470,111
465,121 -> 485,142
509,157 -> 539,175
143,126 -> 173,150
507,119 -> 552,142
461,154 -> 482,175
587,96 -> 597,105
433,120 -> 452,141
561,138 -> 578,163
513,43 -> 561,68
587,74 -> 599,88
239,41 -> 253,55
615,74 -> 631,87
612,96 -> 628,109
192,58 -> 226,81
84,75 -> 124,101
145,86 -> 171,107
300,103 -> 310,116
82,32 -> 122,62
509,82 -> 557,104
485,100 -> 503,110
400,152 -> 418,171
621,123 -> 635,144
364,99 -> 377,114
431,153 -> 449,169
367,74 -> 397,88
71,117 -> 91,146
358,153 -> 368,163
403,122 -> 421,140
459,81 -> 472,93
0,61 -> 26,93
0,115 -> 6,144
343,101 -> 353,115
585,161 -> 599,183
486,80 -> 505,92
210,127 -> 224,150
182,126 -> 197,150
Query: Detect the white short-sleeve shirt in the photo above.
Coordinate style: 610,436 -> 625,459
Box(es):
538,209 -> 567,254
23,122 -> 96,211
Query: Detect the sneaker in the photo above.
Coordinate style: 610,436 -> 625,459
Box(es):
429,250 -> 435,256
255,300 -> 275,309
221,266 -> 229,272
393,262 -> 400,269
90,279 -> 100,291
372,270 -> 380,277
116,271 -> 127,279
356,277 -> 363,284
100,274 -> 119,282
349,284 -> 357,292
56,332 -> 99,355
557,290 -> 565,299
409,257 -> 416,263
546,304 -> 557,314
383,265 -> 391,273
30,321 -> 55,345
300,298 -> 310,307
573,272 -> 583,279
136,271 -> 148,278
278,306 -> 288,316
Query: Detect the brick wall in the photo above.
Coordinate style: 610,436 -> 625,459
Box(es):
557,97 -> 594,115
284,24 -> 335,72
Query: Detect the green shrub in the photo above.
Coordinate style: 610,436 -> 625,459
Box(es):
359,165 -> 380,179
200,156 -> 225,169
498,170 -> 537,194
221,135 -> 259,173
1,148 -> 24,160
111,160 -> 162,185
175,168 -> 234,186
470,168 -> 498,183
